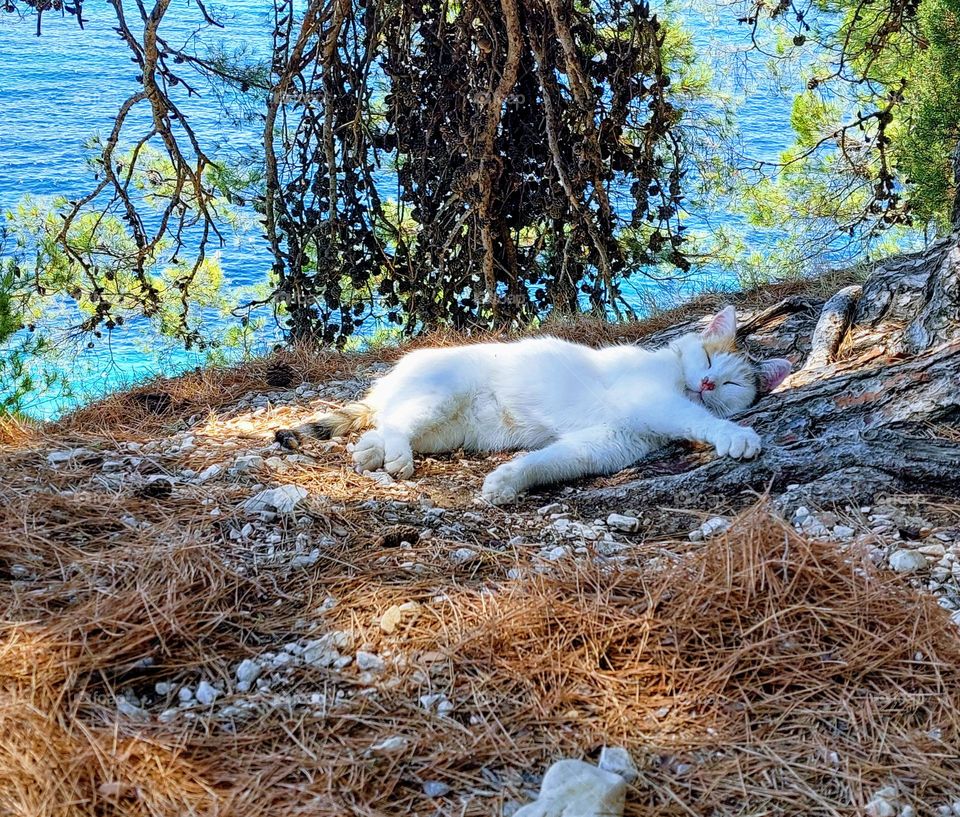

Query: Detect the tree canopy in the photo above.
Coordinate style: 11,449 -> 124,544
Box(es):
0,0 -> 958,411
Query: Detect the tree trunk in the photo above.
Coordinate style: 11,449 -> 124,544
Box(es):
576,232 -> 960,525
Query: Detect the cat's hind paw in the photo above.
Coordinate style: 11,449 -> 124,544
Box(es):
482,464 -> 525,505
350,430 -> 385,473
712,426 -> 761,459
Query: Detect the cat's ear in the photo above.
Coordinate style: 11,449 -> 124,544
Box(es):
702,305 -> 737,344
758,358 -> 792,393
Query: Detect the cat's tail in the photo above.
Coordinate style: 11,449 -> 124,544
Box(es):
275,401 -> 376,449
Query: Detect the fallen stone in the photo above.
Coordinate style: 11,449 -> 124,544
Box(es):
235,659 -> 262,692
196,463 -> 222,483
513,759 -> 626,817
597,746 -> 638,783
289,549 -> 321,568
242,484 -> 308,516
47,448 -> 97,466
450,547 -> 478,565
865,798 -> 896,817
368,735 -> 409,754
606,513 -> 639,533
356,651 -> 385,672
888,549 -> 928,573
195,680 -> 220,706
422,780 -> 451,798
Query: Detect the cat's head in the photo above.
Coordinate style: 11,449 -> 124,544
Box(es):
672,305 -> 792,417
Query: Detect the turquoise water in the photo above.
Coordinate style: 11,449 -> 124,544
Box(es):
0,2 -> 795,417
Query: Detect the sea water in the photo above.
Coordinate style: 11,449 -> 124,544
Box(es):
0,2 -> 794,417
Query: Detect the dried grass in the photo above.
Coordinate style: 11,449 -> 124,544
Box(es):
1,460 -> 958,817
2,271 -> 955,815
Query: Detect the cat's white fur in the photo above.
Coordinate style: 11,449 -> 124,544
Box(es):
285,306 -> 791,504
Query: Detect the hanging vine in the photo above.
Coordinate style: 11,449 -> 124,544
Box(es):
265,0 -> 689,344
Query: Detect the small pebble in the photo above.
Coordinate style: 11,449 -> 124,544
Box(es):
888,549 -> 928,573
356,651 -> 385,672
606,513 -> 640,533
195,680 -> 219,706
369,736 -> 409,754
598,746 -> 638,783
423,780 -> 451,798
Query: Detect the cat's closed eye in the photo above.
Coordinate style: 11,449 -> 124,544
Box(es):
723,380 -> 743,387
705,350 -> 713,367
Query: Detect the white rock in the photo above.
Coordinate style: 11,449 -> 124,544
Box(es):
116,699 -> 149,720
597,746 -> 638,783
866,799 -> 896,817
231,454 -> 263,473
289,549 -> 321,568
356,651 -> 385,672
900,806 -> 916,817
888,549 -> 928,573
793,506 -> 810,522
918,543 -> 947,558
368,736 -> 409,754
419,693 -> 454,716
158,708 -> 179,723
47,448 -> 95,466
699,517 -> 731,540
450,547 -> 478,565
195,680 -> 220,706
178,686 -> 194,703
606,514 -> 639,533
303,631 -> 350,666
154,682 -> 174,696
513,759 -> 626,817
366,470 -> 395,486
832,525 -> 856,539
422,780 -> 451,798
242,484 -> 308,515
235,659 -> 262,691
952,801 -> 960,817
196,464 -> 222,483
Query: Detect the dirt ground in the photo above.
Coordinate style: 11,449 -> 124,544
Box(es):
2,313 -> 960,816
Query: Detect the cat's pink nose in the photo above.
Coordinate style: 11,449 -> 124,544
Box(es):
700,377 -> 716,392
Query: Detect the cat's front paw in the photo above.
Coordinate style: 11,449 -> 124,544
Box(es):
482,464 -> 525,505
712,426 -> 762,459
350,430 -> 385,473
382,436 -> 415,480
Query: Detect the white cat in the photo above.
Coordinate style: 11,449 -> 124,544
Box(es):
277,306 -> 791,504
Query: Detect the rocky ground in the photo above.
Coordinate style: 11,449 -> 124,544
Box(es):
3,267 -> 960,815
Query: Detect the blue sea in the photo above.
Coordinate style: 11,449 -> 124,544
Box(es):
0,1 -> 795,418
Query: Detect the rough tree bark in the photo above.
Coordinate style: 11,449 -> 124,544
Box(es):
576,232 -> 960,522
